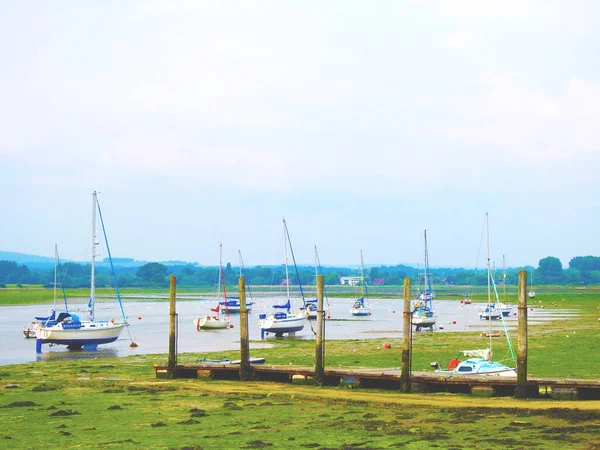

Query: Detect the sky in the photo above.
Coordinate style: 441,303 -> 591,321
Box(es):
1,0 -> 599,269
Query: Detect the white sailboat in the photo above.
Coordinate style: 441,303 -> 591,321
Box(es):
218,253 -> 254,314
305,245 -> 330,320
350,250 -> 371,316
528,270 -> 536,298
479,213 -> 502,320
258,218 -> 307,338
434,213 -> 517,377
412,230 -> 437,330
34,191 -> 128,351
194,243 -> 231,330
493,255 -> 513,317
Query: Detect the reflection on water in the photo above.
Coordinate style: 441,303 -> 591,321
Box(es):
0,299 -> 577,366
36,347 -> 120,363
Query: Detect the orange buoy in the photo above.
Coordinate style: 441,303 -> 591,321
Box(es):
129,342 -> 138,348
452,320 -> 456,324
110,318 -> 115,324
384,342 -> 391,349
137,316 -> 142,320
229,324 -> 234,328
327,315 -> 331,319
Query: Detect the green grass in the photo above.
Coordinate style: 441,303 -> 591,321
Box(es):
1,286 -> 599,448
1,356 -> 599,449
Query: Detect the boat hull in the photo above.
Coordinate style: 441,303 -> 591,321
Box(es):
435,358 -> 517,378
35,321 -> 126,346
219,302 -> 254,314
258,313 -> 306,336
194,316 -> 230,330
350,307 -> 371,316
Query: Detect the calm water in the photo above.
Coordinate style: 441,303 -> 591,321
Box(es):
0,297 -> 575,365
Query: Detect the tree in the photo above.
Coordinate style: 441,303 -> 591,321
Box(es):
136,263 -> 168,283
538,256 -> 563,278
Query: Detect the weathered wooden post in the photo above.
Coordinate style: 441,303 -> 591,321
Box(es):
314,275 -> 325,386
515,270 -> 528,398
239,276 -> 251,381
167,275 -> 177,379
401,277 -> 412,392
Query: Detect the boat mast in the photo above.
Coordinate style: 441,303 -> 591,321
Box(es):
503,254 -> 507,304
360,250 -> 366,301
219,243 -> 229,317
283,219 -> 291,302
90,191 -> 98,321
485,212 -> 492,356
217,243 -> 222,300
423,230 -> 429,304
53,244 -> 58,310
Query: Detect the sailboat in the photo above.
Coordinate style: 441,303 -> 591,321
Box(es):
479,215 -> 502,320
305,245 -> 331,320
217,251 -> 255,313
528,270 -> 536,298
258,218 -> 308,338
34,191 -> 128,351
463,281 -> 472,305
194,244 -> 231,330
412,230 -> 437,330
493,255 -> 513,317
432,212 -> 517,377
349,250 -> 372,316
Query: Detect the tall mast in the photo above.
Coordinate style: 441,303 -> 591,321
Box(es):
503,254 -> 507,304
90,191 -> 98,321
283,218 -> 291,300
486,212 -> 492,354
360,250 -> 365,298
53,244 -> 58,310
217,243 -> 222,300
423,230 -> 429,301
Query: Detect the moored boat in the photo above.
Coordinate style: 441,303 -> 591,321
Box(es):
34,192 -> 129,352
258,219 -> 307,338
350,250 -> 372,317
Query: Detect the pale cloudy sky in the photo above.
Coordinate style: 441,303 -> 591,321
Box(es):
1,0 -> 599,268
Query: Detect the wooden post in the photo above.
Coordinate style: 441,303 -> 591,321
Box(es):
515,270 -> 528,398
314,275 -> 325,386
239,277 -> 251,381
167,275 -> 177,379
400,277 -> 412,392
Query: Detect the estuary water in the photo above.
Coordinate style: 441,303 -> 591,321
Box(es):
0,296 -> 576,365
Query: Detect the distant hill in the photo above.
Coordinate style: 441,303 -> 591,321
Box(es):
0,251 -> 199,269
0,251 -> 56,264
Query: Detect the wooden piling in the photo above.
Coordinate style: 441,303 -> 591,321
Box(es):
314,275 -> 325,386
239,277 -> 251,381
515,270 -> 528,398
167,275 -> 177,379
400,277 -> 412,392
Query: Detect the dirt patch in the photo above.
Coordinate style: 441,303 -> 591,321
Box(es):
5,401 -> 37,408
243,440 -> 274,448
50,410 -> 80,417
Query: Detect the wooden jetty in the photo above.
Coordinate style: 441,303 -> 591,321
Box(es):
153,362 -> 600,400
157,274 -> 600,401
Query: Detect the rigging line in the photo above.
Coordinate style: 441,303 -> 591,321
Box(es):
96,195 -> 135,344
283,219 -> 306,304
490,270 -> 516,365
56,249 -> 70,311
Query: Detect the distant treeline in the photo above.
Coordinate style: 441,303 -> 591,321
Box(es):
1,255 -> 600,289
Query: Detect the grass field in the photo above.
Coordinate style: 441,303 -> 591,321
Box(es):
1,285 -> 599,448
1,356 -> 599,449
